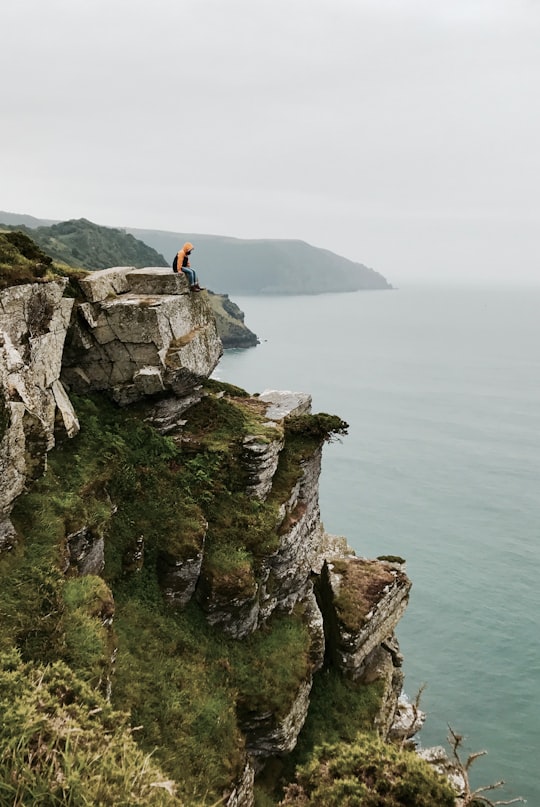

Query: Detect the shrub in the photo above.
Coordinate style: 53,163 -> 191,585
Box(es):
281,734 -> 455,806
0,650 -> 177,806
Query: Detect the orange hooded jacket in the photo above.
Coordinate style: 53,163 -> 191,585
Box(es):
175,242 -> 194,272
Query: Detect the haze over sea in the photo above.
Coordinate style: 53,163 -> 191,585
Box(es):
215,284 -> 539,805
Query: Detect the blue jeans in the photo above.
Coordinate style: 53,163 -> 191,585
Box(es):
182,267 -> 198,286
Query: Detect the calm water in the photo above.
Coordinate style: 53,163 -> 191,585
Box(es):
214,285 -> 540,805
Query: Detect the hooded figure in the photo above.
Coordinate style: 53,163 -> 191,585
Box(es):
172,242 -> 203,291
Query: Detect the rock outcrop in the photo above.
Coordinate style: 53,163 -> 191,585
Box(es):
0,280 -> 77,548
61,267 -> 222,405
207,291 -> 259,349
0,268 -> 417,807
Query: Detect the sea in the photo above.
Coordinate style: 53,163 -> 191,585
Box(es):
213,284 -> 540,805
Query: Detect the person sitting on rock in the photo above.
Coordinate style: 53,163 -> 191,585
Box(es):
172,242 -> 204,291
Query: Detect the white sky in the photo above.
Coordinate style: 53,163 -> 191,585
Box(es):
2,0 -> 539,285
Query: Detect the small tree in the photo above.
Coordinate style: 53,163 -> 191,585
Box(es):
447,726 -> 525,806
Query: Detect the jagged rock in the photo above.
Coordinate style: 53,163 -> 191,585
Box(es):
318,556 -> 411,680
242,679 -> 312,757
0,519 -> 16,551
207,292 -> 259,349
259,446 -> 325,622
311,532 -> 357,574
66,526 -> 105,576
298,588 -> 326,672
62,267 -> 222,405
389,692 -> 426,740
416,746 -> 467,799
158,529 -> 207,608
52,379 -> 80,437
196,567 -> 260,639
0,280 -> 76,549
225,760 -> 255,807
361,642 -> 405,738
77,266 -> 133,302
144,389 -> 205,434
242,426 -> 284,500
194,399 -> 327,636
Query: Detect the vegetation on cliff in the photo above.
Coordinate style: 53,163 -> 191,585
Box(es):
0,378 -> 456,805
0,230 -> 86,290
280,734 -> 455,806
0,389 -> 337,802
0,651 -> 175,806
2,218 -> 168,271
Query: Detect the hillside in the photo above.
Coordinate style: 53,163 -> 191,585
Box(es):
0,211 -> 392,294
0,229 -> 86,290
130,228 -> 392,295
3,218 -> 168,271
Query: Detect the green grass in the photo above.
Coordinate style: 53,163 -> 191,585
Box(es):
0,650 -> 177,806
0,388 -> 440,806
111,598 -> 312,803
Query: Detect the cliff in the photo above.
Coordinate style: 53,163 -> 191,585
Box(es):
207,291 -> 258,349
0,269 -> 455,806
1,224 -> 259,349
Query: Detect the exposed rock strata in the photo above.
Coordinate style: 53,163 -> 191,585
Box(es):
225,761 -> 255,807
242,679 -> 313,757
62,266 -> 222,405
158,529 -> 207,607
0,280 -> 77,548
242,426 -> 284,500
0,271 -> 417,805
207,291 -> 258,349
319,556 -> 411,680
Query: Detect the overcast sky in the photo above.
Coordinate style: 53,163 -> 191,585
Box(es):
2,0 -> 539,285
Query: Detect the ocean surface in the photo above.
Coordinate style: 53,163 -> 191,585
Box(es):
214,285 -> 540,805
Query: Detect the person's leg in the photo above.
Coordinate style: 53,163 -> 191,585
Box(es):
182,267 -> 196,285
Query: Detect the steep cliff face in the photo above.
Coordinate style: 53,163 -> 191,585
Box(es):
207,291 -> 259,349
0,280 -> 78,549
61,267 -> 222,405
0,271 -> 449,807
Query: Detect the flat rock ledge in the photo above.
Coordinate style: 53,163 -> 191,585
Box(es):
319,556 -> 412,680
258,390 -> 312,421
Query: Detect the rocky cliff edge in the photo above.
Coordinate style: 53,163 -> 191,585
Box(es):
0,269 -> 450,806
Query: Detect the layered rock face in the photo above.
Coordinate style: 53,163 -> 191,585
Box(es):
0,280 -> 78,549
0,271 -> 415,807
61,267 -> 222,405
190,388 -> 412,775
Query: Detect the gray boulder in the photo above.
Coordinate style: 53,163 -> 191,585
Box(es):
62,267 -> 222,405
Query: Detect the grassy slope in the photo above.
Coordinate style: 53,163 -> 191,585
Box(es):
0,230 -> 86,290
0,389 -> 322,803
0,383 -> 455,805
2,218 -> 168,271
